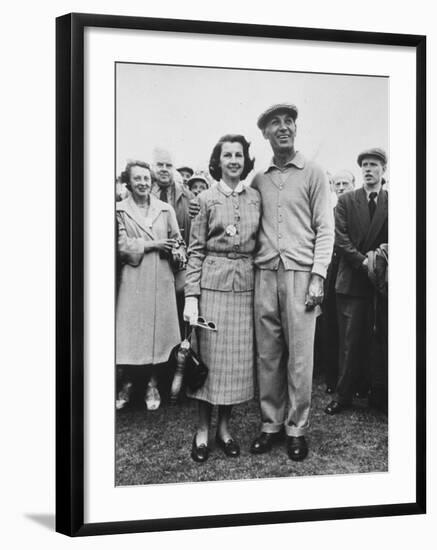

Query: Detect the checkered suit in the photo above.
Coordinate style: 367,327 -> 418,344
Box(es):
185,181 -> 261,405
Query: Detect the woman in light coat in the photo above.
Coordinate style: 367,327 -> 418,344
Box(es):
184,135 -> 260,462
116,160 -> 184,410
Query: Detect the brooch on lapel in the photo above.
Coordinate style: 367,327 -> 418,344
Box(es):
225,224 -> 237,236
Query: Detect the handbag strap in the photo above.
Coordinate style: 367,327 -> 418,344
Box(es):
184,322 -> 193,342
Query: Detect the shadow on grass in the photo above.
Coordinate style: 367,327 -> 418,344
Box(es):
116,378 -> 388,486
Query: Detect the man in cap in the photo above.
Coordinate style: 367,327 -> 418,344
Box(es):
325,148 -> 388,415
250,103 -> 334,460
186,173 -> 209,197
177,166 -> 194,190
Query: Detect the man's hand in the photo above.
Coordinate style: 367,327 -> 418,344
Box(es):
188,198 -> 201,219
305,273 -> 324,311
362,257 -> 369,271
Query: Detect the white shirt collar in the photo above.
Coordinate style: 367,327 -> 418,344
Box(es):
364,185 -> 381,201
218,179 -> 245,196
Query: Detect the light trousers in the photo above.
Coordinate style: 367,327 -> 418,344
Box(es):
254,264 -> 318,437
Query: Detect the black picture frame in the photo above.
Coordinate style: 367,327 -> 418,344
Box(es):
56,12 -> 426,537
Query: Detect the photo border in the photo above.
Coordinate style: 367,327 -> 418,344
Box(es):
56,12 -> 426,537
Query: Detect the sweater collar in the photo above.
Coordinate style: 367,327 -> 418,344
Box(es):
265,151 -> 305,173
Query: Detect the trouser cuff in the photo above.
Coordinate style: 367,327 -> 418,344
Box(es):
285,426 -> 307,437
261,422 -> 283,434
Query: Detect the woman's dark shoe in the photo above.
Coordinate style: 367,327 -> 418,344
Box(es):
191,434 -> 210,463
250,431 -> 282,455
286,436 -> 308,461
215,435 -> 240,458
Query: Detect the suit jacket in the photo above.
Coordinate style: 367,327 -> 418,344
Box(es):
151,181 -> 194,245
335,187 -> 388,297
184,182 -> 261,297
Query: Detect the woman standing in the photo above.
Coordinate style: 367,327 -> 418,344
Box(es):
116,160 -> 184,410
184,135 -> 260,462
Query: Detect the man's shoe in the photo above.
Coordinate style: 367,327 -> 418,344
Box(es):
324,400 -> 348,415
215,435 -> 240,458
250,431 -> 282,455
191,434 -> 210,463
286,436 -> 308,461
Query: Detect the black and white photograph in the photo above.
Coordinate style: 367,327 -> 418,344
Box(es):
1,0 -> 433,545
114,62 -> 389,486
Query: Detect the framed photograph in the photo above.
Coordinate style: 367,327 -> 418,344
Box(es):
56,12 -> 426,536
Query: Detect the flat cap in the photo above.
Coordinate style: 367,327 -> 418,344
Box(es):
177,166 -> 194,176
357,148 -> 387,166
257,103 -> 298,129
186,174 -> 209,189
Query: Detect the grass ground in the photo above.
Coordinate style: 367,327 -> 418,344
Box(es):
115,376 -> 388,486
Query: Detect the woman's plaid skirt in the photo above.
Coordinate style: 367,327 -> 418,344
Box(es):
186,288 -> 255,405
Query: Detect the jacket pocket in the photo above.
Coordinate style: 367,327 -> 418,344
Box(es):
248,198 -> 261,209
200,257 -> 232,291
206,199 -> 223,210
200,257 -> 254,292
233,258 -> 254,291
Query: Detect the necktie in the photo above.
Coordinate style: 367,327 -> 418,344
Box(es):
368,192 -> 377,220
159,187 -> 168,203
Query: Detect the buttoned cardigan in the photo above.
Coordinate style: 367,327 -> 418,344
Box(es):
251,151 -> 334,279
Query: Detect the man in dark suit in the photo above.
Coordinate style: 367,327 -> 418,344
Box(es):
325,148 -> 388,415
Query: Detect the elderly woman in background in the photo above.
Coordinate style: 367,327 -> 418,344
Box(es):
183,134 -> 260,462
116,160 -> 185,411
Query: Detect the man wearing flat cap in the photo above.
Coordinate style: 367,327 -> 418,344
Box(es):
325,148 -> 388,415
250,103 -> 334,460
177,166 -> 194,190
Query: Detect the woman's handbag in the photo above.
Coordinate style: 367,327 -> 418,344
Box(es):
168,324 -> 208,402
184,346 -> 209,391
158,239 -> 187,272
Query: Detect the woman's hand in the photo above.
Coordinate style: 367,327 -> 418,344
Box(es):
183,297 -> 199,325
153,238 -> 178,252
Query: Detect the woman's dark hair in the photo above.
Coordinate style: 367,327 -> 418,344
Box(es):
209,134 -> 255,182
120,160 -> 151,191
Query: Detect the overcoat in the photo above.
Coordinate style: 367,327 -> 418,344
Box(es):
151,181 -> 194,245
116,195 -> 181,365
335,187 -> 388,297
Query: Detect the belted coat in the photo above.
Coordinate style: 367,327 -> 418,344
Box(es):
116,195 -> 181,365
